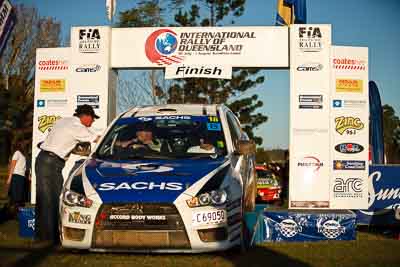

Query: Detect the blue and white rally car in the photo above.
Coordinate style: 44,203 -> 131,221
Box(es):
60,104 -> 256,252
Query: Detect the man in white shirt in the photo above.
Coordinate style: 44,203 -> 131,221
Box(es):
35,105 -> 99,244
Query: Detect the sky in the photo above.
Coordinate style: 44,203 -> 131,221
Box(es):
12,0 -> 400,149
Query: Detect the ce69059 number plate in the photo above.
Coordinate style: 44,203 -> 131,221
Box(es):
192,210 -> 226,227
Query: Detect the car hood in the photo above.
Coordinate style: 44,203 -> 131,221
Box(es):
84,157 -> 229,204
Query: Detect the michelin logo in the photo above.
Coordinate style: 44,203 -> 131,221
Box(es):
98,182 -> 183,191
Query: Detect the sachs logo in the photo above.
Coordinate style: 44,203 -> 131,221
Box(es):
98,182 -> 183,191
335,116 -> 364,135
145,29 -> 183,66
334,143 -> 364,154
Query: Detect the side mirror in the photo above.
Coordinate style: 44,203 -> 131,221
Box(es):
71,142 -> 91,157
237,140 -> 256,156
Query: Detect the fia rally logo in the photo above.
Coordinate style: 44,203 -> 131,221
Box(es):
145,29 -> 183,66
79,28 -> 101,53
298,26 -> 322,52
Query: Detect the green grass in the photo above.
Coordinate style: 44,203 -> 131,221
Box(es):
0,219 -> 399,267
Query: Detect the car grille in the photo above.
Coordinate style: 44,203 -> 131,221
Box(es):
93,203 -> 190,249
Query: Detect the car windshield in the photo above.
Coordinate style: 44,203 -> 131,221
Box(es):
95,115 -> 227,160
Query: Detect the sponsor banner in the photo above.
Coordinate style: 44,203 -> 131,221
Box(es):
37,114 -> 61,133
75,64 -> 101,73
262,211 -> 356,242
332,99 -> 366,109
334,116 -> 365,135
356,165 -> 400,225
336,78 -> 363,93
165,64 -> 232,79
38,59 -> 68,71
32,48 -> 71,204
296,62 -> 323,72
296,26 -> 324,53
111,26 -> 289,68
289,25 -> 331,208
334,143 -> 364,154
77,95 -> 100,109
333,160 -> 366,171
36,99 -> 68,108
78,28 -> 101,53
333,177 -> 363,198
68,212 -> 91,224
330,46 -> 369,209
298,94 -> 323,109
40,79 -> 66,93
333,57 -> 366,71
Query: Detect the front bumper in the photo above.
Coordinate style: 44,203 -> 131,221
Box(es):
60,202 -> 241,252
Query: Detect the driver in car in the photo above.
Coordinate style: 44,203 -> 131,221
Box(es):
117,124 -> 161,152
187,138 -> 215,154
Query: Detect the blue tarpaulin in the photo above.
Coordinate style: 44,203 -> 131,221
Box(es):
260,210 -> 356,242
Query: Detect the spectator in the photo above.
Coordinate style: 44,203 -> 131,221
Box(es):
7,141 -> 27,215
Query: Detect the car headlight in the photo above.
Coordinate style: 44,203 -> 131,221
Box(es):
186,189 -> 228,208
63,189 -> 93,208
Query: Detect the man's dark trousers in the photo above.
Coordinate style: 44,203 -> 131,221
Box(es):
35,151 -> 65,243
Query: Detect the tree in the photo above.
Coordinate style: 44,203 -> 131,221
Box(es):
117,1 -> 170,106
382,104 -> 400,163
168,0 -> 267,145
0,5 -> 61,163
118,1 -> 268,145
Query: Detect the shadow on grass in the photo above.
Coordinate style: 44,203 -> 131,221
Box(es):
0,244 -> 311,267
217,245 -> 310,267
0,245 -> 58,267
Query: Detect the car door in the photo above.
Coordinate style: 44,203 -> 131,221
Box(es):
225,111 -> 256,210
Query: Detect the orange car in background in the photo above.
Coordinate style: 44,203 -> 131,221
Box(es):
256,165 -> 282,202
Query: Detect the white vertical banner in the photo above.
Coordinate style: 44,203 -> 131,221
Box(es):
289,25 -> 332,209
330,46 -> 369,209
67,26 -> 115,178
32,48 -> 71,203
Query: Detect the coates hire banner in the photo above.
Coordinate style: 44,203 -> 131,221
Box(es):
111,27 -> 289,68
330,46 -> 369,209
32,48 -> 71,204
0,0 -> 16,56
356,165 -> 400,225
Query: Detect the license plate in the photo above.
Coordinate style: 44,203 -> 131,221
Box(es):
192,210 -> 226,227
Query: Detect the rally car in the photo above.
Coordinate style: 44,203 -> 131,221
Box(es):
256,165 -> 281,202
59,104 -> 256,252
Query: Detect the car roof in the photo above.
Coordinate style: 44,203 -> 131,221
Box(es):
122,104 -> 221,118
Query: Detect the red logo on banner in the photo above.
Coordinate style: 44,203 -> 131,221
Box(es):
332,58 -> 366,70
145,29 -> 183,66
